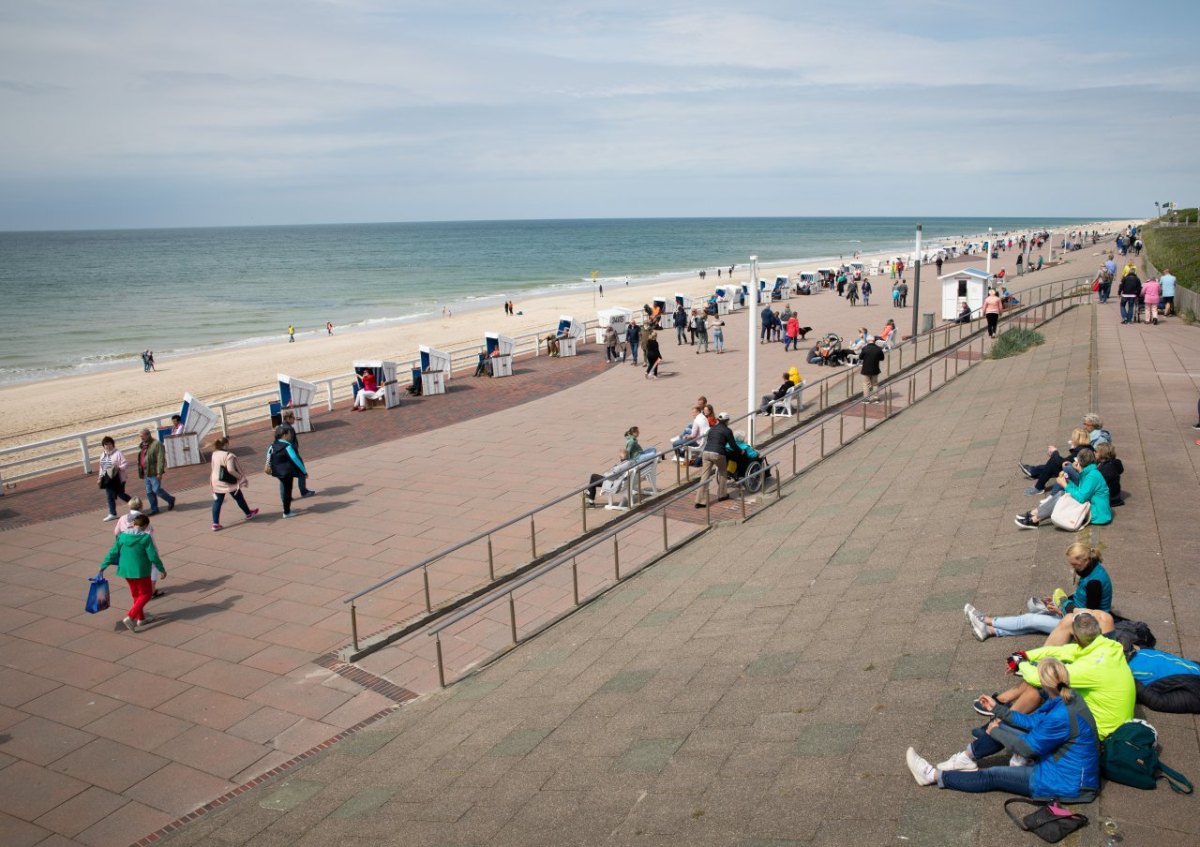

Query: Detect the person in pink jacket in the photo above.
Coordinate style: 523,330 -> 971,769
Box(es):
1141,278 -> 1161,325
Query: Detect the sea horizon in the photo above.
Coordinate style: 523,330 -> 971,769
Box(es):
0,215 -> 1119,386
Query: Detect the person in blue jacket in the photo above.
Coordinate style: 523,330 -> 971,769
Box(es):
1015,447 -> 1111,529
267,425 -> 308,518
1111,630 -> 1200,714
906,657 -> 1100,801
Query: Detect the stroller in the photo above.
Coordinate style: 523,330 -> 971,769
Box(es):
819,332 -> 855,367
728,442 -> 770,494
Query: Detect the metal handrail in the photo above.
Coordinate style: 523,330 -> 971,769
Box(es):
341,275 -> 1091,649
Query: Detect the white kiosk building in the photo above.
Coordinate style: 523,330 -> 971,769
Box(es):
595,308 -> 632,344
938,267 -> 992,322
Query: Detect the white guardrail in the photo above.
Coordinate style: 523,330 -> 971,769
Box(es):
0,320 -> 603,487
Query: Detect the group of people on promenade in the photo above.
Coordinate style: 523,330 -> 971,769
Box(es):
1095,253 -> 1178,327
96,410 -> 316,632
905,408 -> 1200,809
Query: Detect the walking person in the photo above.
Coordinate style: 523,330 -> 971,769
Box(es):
861,278 -> 872,306
268,426 -> 308,518
1118,269 -> 1142,324
1141,276 -> 1161,325
1159,268 -> 1177,316
278,411 -> 316,497
603,324 -> 619,363
674,305 -> 689,345
288,324 -> 295,342
693,311 -> 709,353
114,497 -> 165,598
625,321 -> 641,365
846,279 -> 859,307
784,314 -> 800,351
711,317 -> 725,353
983,287 -> 1003,338
136,428 -> 176,515
643,330 -> 662,379
210,437 -> 259,531
694,412 -> 739,508
98,436 -> 132,521
99,514 -> 166,632
899,280 -> 909,307
859,336 -> 884,403
760,303 -> 773,344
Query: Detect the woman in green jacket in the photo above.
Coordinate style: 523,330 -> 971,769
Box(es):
1015,448 -> 1111,529
99,514 -> 166,631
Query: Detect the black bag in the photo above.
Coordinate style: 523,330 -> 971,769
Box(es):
1004,799 -> 1088,843
1111,617 -> 1157,649
98,471 -> 113,490
218,463 -> 237,485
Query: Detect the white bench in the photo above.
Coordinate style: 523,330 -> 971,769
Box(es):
770,383 -> 805,417
601,450 -> 660,510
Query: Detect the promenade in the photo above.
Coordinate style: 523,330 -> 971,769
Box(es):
2,245 -> 1198,846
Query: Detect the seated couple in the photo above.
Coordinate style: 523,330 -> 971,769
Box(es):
908,612 -> 1133,798
1013,446 -> 1110,529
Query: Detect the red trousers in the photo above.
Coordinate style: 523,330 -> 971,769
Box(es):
125,577 -> 153,621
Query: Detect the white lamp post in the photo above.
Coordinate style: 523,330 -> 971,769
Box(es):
985,226 -> 992,277
746,255 -> 759,445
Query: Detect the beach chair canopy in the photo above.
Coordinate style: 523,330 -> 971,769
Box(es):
674,293 -> 692,309
419,345 -> 452,374
277,374 -> 317,407
715,286 -> 729,299
353,360 -> 395,383
557,316 -> 583,338
177,392 -> 218,440
484,333 -> 515,356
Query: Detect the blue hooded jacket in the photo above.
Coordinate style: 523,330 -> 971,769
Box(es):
991,693 -> 1100,800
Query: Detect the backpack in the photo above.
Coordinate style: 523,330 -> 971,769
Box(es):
263,445 -> 275,477
1101,720 -> 1193,794
1111,617 -> 1156,649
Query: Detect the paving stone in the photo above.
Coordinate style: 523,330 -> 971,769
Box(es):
892,652 -> 954,681
745,652 -> 802,678
617,738 -> 684,772
637,609 -> 681,627
793,723 -> 863,756
259,778 -> 327,812
487,728 -> 552,757
854,569 -> 897,585
921,590 -> 973,612
939,557 -> 987,577
331,785 -> 397,819
701,583 -> 743,598
599,669 -> 657,694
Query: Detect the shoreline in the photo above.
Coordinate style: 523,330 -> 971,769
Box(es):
0,218 -> 1134,449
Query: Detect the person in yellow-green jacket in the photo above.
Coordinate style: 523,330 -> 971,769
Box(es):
973,612 -> 1133,741
99,514 -> 166,633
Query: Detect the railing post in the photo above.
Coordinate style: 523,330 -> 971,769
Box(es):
572,557 -> 580,605
740,486 -> 747,520
218,403 -> 230,438
705,482 -> 711,526
487,534 -> 496,581
79,435 -> 92,474
530,516 -> 537,559
955,350 -> 960,375
325,380 -> 334,411
820,423 -> 826,457
929,367 -> 933,394
435,635 -> 446,688
943,357 -> 948,384
662,507 -> 669,550
898,344 -> 903,370
350,604 -> 359,651
838,414 -> 844,445
581,494 -> 588,534
791,439 -> 797,476
508,593 -> 518,644
423,565 -> 433,613
613,535 -> 621,580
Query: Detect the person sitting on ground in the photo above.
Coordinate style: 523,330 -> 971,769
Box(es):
1015,447 -> 1111,529
1019,427 -> 1091,495
1081,412 -> 1112,447
806,341 -> 824,366
964,542 -> 1111,641
1111,630 -> 1200,714
905,658 -> 1099,801
760,371 -> 796,414
352,370 -> 387,410
973,613 -> 1134,743
1094,442 -> 1124,508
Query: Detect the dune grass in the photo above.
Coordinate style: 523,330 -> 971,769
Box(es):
1142,210 -> 1199,294
988,327 -> 1045,359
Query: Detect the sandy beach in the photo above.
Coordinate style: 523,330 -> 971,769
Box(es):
0,219 -> 1134,451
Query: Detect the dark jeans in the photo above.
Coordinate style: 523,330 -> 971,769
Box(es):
1119,297 -> 1137,322
627,341 -> 639,364
676,326 -> 687,344
1098,281 -> 1111,303
278,474 -> 296,514
104,482 -> 132,515
986,312 -> 999,337
939,726 -> 1033,795
144,475 -> 175,512
212,489 -> 251,523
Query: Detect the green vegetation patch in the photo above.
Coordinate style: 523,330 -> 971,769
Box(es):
1143,213 -> 1199,293
988,327 -> 1045,359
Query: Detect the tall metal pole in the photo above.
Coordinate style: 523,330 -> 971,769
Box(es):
746,255 -> 759,445
985,226 -> 992,277
910,226 -> 923,340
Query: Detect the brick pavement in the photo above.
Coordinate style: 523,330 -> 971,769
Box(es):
0,242 -> 1153,847
142,301 -> 1200,846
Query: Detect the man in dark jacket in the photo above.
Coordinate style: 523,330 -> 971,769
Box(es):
673,306 -> 688,345
760,372 -> 796,413
1118,270 -> 1142,324
137,428 -> 176,514
760,304 -> 773,343
625,322 -> 641,365
858,337 -> 885,403
695,412 -> 740,507
268,426 -> 308,518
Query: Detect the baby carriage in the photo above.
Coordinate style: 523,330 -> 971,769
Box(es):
819,332 -> 855,367
728,442 -> 770,494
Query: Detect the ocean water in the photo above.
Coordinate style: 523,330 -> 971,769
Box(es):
0,216 -> 1097,384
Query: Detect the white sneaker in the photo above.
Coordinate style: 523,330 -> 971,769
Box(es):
905,747 -> 937,786
1009,753 -> 1032,767
1026,596 -> 1049,614
964,604 -> 989,641
103,514 -> 118,522
936,750 -> 978,772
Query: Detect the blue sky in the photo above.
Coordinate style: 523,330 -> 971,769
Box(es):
1,0 -> 1196,229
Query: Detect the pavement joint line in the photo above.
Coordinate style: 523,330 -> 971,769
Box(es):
123,703 -> 401,847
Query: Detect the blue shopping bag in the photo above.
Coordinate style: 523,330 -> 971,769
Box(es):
85,573 -> 110,614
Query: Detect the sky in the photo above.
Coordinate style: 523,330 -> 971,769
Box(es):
1,0 -> 1197,230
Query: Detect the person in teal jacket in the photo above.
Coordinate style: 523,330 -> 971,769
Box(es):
267,426 -> 308,518
906,657 -> 1100,801
99,514 -> 166,632
1015,448 -> 1110,528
